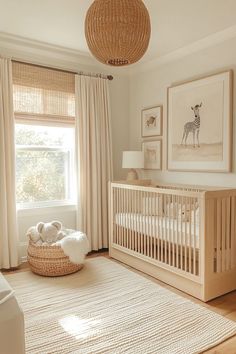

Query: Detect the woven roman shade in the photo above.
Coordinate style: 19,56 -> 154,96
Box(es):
12,62 -> 75,124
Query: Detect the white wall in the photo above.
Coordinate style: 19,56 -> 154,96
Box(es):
109,74 -> 130,180
129,36 -> 236,187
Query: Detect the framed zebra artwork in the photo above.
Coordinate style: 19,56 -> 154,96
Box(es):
167,70 -> 233,172
141,105 -> 162,137
142,140 -> 162,170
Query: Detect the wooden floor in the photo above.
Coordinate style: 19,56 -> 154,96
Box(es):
2,251 -> 236,354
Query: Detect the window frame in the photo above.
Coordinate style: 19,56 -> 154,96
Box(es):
15,118 -> 76,210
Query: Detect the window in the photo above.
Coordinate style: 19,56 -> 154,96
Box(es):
15,124 -> 76,208
12,61 -> 76,209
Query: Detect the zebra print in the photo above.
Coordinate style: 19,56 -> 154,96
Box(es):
193,117 -> 200,128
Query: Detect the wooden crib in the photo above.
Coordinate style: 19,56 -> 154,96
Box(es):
109,180 -> 236,302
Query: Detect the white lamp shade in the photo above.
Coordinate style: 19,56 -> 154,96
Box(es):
122,151 -> 144,169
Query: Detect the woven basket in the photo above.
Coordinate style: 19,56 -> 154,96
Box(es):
27,241 -> 83,277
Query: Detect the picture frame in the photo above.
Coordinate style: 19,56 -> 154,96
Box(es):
167,70 -> 233,172
142,140 -> 162,170
141,105 -> 162,137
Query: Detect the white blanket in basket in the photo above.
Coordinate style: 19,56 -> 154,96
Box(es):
57,232 -> 89,264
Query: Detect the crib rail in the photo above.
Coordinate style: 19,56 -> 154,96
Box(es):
110,183 -> 205,281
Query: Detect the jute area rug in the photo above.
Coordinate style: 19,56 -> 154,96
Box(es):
6,257 -> 236,354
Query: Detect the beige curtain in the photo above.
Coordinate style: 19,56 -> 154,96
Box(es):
0,58 -> 19,269
75,75 -> 113,251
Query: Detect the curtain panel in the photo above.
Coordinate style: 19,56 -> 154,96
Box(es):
75,75 -> 113,251
0,58 -> 19,268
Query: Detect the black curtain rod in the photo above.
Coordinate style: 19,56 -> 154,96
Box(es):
12,60 -> 114,81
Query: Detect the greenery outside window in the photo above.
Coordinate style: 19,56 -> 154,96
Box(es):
15,124 -> 76,209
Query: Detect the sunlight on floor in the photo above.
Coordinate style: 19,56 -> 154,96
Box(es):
59,315 -> 101,339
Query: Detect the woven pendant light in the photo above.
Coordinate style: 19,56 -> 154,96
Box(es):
85,0 -> 151,66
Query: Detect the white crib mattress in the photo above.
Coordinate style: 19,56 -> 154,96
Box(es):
115,213 -> 200,249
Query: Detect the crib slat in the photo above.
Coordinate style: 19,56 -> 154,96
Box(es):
184,196 -> 187,272
170,195 -> 173,266
188,197 -> 192,274
119,188 -> 122,247
127,189 -> 130,248
137,190 -> 140,253
117,188 -> 120,245
154,193 -> 157,260
121,188 -> 123,247
115,188 -> 117,245
150,193 -> 153,257
152,193 -> 155,259
167,195 -> 171,266
143,191 -> 146,256
134,190 -> 137,252
147,192 -> 150,257
126,188 -> 129,248
130,190 -> 132,250
146,191 -> 149,257
138,191 -> 140,253
141,191 -> 144,255
193,198 -> 196,276
128,189 -> 132,249
171,195 -> 173,266
180,196 -> 183,271
113,188 -> 115,244
119,188 -> 121,246
150,193 -> 153,259
149,193 -> 152,258
134,190 -> 137,251
117,188 -> 120,246
121,189 -> 128,247
226,197 -> 230,271
222,198 -> 226,272
161,195 -> 164,263
173,194 -> 176,267
128,189 -> 131,249
231,196 -> 235,269
128,189 -> 130,249
129,190 -> 135,250
119,189 -> 122,246
157,194 -> 160,261
164,195 -> 168,264
176,195 -> 179,270
216,199 -> 221,273
123,188 -> 125,247
133,190 -> 136,251
124,188 -> 127,248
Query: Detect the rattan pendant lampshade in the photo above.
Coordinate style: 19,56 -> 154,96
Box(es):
85,0 -> 151,66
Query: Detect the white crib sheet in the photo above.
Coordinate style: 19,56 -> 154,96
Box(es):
115,213 -> 200,249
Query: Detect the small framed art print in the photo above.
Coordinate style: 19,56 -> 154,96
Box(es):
141,105 -> 162,138
142,140 -> 162,170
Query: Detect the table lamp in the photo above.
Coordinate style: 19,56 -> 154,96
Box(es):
122,151 -> 144,180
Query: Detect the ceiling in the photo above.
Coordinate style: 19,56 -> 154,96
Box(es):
0,0 -> 236,63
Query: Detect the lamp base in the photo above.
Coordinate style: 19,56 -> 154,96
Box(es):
126,169 -> 138,181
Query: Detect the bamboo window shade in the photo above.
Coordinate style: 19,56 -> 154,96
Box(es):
12,62 -> 75,124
